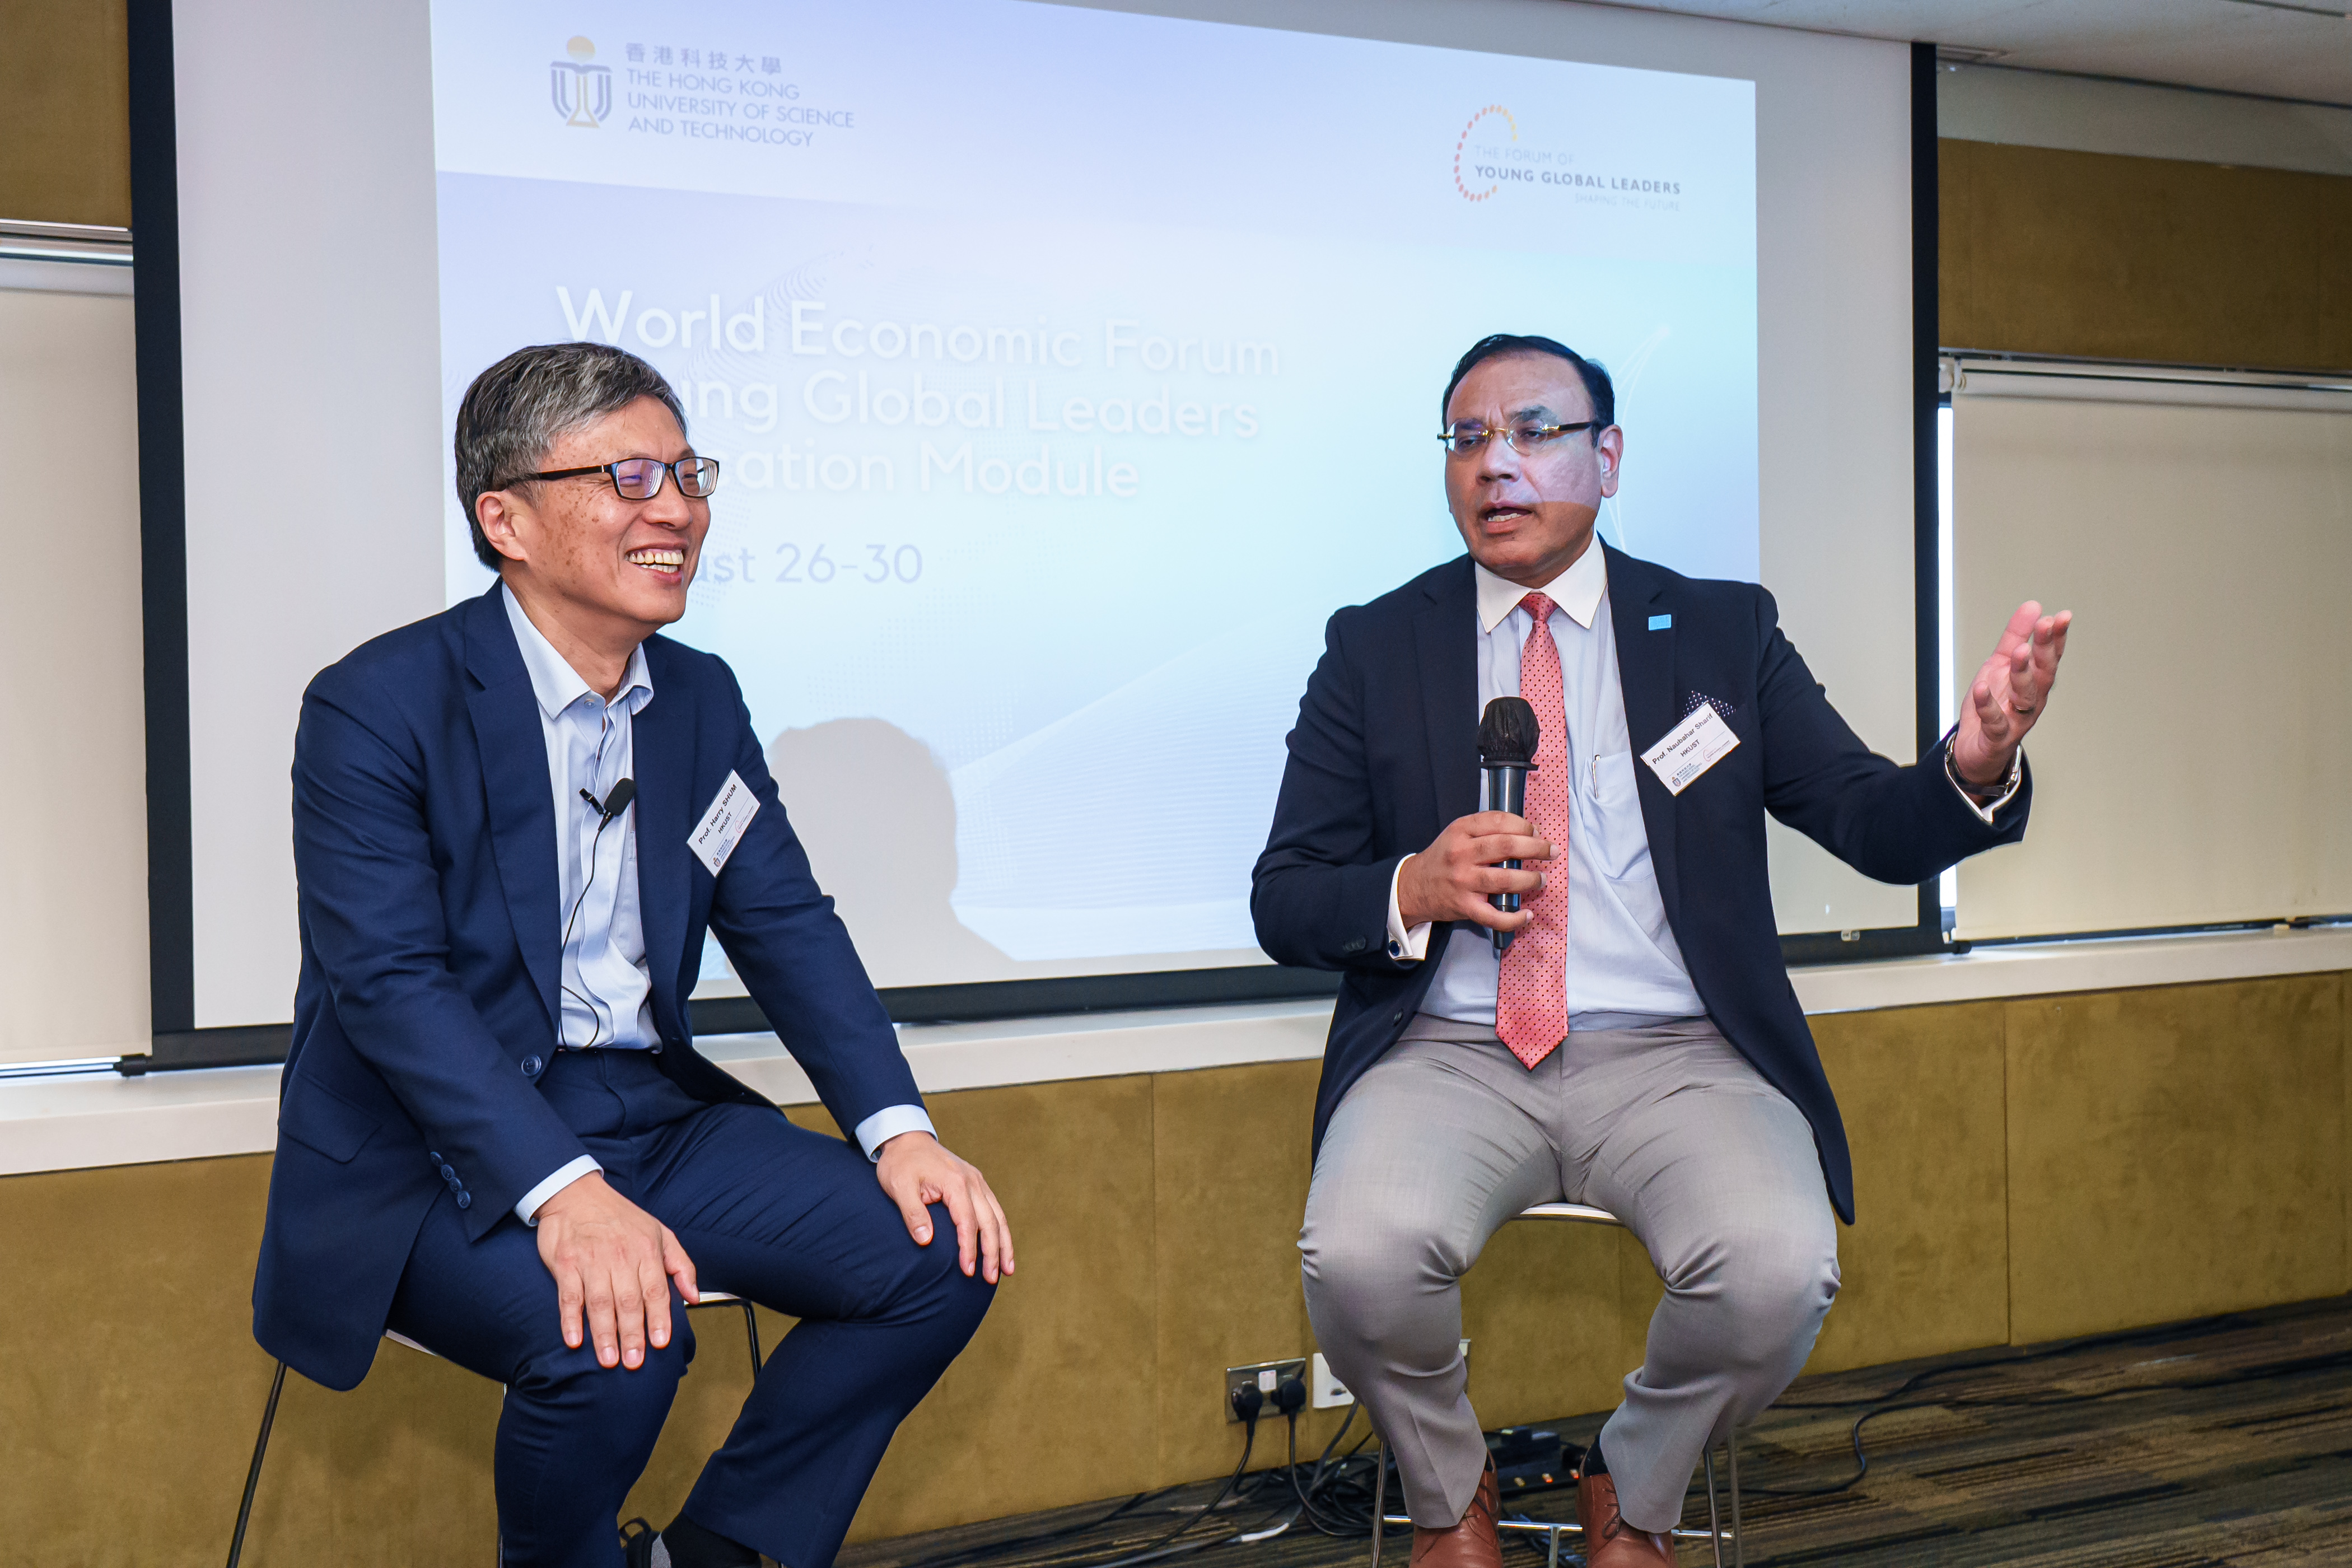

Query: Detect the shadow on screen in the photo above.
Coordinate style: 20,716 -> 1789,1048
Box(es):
766,717 -> 1010,986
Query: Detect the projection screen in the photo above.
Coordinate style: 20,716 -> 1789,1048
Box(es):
158,0 -> 1919,1034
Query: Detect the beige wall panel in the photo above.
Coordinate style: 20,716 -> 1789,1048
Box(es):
1808,1002 -> 2011,1373
0,286 -> 149,1062
0,0 -> 131,226
0,1154 -> 502,1567
1939,139 -> 2352,372
764,1084 -> 1162,1543
1149,1060 -> 1337,1483
2005,976 -> 2347,1344
1460,1220 -> 1653,1430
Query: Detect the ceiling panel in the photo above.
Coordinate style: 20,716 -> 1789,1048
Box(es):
1593,1 -> 2352,106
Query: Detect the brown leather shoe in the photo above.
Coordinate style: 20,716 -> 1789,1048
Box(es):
1407,1457 -> 1501,1568
1576,1469 -> 1677,1566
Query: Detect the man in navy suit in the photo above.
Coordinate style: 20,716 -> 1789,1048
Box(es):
1253,335 -> 2068,1567
253,342 -> 1011,1568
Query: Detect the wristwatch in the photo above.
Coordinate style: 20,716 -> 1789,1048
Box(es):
1945,736 -> 2022,805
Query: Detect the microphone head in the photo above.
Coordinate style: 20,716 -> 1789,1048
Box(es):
1477,696 -> 1539,766
603,778 -> 638,818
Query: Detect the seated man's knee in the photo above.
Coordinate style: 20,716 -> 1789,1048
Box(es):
1301,1213 -> 1464,1336
511,1320 -> 693,1438
1705,1225 -> 1840,1368
894,1201 -> 997,1329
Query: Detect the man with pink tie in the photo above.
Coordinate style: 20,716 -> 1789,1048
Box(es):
1252,334 -> 2069,1567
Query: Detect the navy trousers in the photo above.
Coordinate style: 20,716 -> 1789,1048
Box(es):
385,1049 -> 993,1568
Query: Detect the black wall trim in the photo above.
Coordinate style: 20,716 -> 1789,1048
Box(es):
1910,39 -> 1944,942
128,0 -> 195,1037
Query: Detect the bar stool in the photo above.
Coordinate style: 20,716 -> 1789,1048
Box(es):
1367,1203 -> 1744,1568
225,1292 -> 763,1568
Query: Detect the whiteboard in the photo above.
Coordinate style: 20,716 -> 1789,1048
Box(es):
1953,369 -> 2352,939
0,277 -> 151,1063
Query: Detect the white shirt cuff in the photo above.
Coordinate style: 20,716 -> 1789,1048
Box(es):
1948,745 -> 2025,826
853,1104 -> 936,1161
516,1154 -> 602,1226
1385,856 -> 1434,964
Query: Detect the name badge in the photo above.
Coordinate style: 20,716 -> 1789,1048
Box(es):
1641,703 -> 1739,796
688,771 -> 760,876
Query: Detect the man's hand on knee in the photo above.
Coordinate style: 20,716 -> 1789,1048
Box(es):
876,1131 -> 1015,1285
1397,811 -> 1552,930
534,1172 -> 699,1370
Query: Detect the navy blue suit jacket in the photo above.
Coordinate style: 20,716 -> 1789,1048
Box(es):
253,586 -> 921,1390
1250,549 -> 2031,1223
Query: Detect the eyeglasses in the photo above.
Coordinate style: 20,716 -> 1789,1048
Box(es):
506,456 -> 722,500
1438,421 -> 1598,458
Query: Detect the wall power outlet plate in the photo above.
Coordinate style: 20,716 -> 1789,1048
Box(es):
1222,1358 -> 1307,1422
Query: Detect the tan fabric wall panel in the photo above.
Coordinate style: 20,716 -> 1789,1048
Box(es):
0,286 -> 150,1061
1940,138 -> 2352,373
0,0 -> 131,226
1952,386 -> 2352,940
10,982 -> 2346,1562
2004,974 -> 2348,1344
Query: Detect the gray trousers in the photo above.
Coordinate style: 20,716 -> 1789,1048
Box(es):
1299,1018 -> 1839,1534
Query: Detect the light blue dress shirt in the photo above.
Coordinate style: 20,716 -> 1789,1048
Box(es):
500,586 -> 932,1223
1385,544 -> 1708,1028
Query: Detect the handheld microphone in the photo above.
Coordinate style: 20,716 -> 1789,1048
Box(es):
1477,697 -> 1539,957
578,777 -> 637,824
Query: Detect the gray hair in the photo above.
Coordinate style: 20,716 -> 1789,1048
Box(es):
453,341 -> 689,570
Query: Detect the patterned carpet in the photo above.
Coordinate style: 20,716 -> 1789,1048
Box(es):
843,1297 -> 2352,1568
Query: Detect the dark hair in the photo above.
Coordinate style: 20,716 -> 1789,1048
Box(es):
1440,334 -> 1614,437
453,341 -> 688,570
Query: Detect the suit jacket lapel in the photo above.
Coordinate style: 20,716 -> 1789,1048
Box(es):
1606,545 -> 1682,932
1413,557 -> 1480,833
629,642 -> 693,1037
462,590 -> 561,1035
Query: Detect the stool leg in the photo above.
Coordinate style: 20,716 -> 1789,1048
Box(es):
1727,1432 -> 1744,1568
226,1361 -> 288,1568
740,1299 -> 763,1369
1703,1447 -> 1724,1568
1369,1425 -> 1389,1568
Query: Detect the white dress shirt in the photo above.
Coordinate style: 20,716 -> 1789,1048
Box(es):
1386,545 -> 1707,1027
501,586 -> 932,1224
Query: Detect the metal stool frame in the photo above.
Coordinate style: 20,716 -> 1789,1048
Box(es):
225,1292 -> 763,1568
1364,1203 -> 1744,1568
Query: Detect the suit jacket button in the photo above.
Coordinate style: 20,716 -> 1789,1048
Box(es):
521,1054 -> 544,1077
1391,1011 -> 1404,1025
440,1164 -> 457,1182
428,1151 -> 442,1164
454,1191 -> 472,1210
1341,937 -> 1366,955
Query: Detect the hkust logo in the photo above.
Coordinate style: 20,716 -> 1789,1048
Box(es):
552,36 -> 612,128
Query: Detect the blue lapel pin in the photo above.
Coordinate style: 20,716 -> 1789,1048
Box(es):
1648,613 -> 1673,631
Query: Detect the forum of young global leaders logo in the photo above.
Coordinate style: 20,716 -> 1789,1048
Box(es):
1452,103 -> 1688,206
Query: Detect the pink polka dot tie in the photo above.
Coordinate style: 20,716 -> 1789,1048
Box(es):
1497,592 -> 1569,1068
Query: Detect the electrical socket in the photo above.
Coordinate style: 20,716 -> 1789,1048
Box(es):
1223,1357 -> 1306,1422
1310,1352 -> 1353,1408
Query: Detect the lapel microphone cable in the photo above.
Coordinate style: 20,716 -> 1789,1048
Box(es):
558,778 -> 638,1049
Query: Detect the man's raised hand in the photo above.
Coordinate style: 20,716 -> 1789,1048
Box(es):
534,1170 -> 698,1371
1953,600 -> 2073,790
1396,811 -> 1553,931
878,1131 -> 1014,1285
